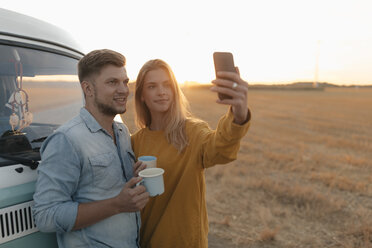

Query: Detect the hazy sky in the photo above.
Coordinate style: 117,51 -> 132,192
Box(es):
2,0 -> 372,85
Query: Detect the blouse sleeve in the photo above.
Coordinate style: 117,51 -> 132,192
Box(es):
196,108 -> 251,168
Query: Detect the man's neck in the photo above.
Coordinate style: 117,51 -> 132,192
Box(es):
85,106 -> 114,135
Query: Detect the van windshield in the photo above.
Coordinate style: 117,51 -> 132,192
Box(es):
0,44 -> 82,166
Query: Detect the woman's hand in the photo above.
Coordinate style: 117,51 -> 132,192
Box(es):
133,161 -> 146,177
211,67 -> 249,124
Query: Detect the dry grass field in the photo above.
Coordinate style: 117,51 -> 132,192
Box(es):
122,85 -> 372,248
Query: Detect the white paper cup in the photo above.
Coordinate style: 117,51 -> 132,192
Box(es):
138,156 -> 157,168
138,168 -> 164,197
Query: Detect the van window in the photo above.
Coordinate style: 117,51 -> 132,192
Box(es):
0,44 -> 82,166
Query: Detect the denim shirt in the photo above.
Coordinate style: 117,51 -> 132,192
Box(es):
33,108 -> 140,248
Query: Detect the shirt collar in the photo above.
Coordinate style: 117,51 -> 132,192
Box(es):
112,121 -> 123,134
80,108 -> 103,133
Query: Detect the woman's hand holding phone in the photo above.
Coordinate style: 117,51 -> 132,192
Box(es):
211,52 -> 250,125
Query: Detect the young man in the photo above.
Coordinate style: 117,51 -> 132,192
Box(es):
33,49 -> 149,248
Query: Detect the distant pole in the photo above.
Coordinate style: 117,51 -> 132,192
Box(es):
313,40 -> 320,88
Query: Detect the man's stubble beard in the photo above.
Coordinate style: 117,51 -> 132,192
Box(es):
93,91 -> 126,117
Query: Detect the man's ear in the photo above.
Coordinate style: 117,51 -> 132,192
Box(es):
81,81 -> 94,97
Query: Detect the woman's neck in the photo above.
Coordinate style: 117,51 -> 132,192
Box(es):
149,113 -> 167,131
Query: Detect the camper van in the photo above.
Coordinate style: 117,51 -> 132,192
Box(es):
0,8 -> 84,247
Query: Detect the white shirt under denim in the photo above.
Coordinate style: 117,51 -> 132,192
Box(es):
33,108 -> 140,248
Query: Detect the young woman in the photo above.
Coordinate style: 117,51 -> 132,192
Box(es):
131,59 -> 251,248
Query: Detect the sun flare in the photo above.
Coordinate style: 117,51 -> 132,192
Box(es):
4,0 -> 372,86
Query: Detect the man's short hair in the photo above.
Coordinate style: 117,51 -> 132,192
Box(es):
78,49 -> 126,83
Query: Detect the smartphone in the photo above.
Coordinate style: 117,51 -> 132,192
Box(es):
213,52 -> 236,100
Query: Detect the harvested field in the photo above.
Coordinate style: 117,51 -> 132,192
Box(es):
122,85 -> 372,248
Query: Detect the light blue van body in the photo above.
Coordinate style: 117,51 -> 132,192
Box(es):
0,8 -> 84,247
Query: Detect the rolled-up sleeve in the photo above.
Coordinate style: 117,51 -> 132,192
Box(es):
32,132 -> 80,233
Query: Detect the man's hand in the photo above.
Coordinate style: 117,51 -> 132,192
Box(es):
133,161 -> 146,177
114,177 -> 149,213
73,177 -> 149,230
210,67 -> 249,125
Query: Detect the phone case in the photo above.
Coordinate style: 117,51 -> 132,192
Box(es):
213,52 -> 235,100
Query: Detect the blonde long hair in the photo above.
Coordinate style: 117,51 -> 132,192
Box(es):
135,59 -> 192,151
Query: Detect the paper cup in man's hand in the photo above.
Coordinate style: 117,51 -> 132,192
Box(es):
138,168 -> 164,197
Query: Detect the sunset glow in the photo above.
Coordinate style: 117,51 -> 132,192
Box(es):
23,75 -> 79,83
3,0 -> 372,85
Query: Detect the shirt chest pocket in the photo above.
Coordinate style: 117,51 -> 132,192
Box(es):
89,152 -> 122,190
